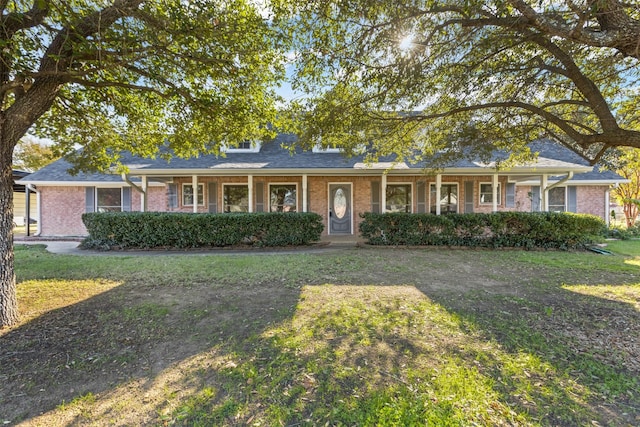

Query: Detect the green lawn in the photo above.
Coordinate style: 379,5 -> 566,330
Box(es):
2,243 -> 639,426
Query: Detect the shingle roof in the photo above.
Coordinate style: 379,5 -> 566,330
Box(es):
19,136 -> 623,184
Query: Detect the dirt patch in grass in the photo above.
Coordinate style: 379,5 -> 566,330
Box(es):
2,245 -> 639,426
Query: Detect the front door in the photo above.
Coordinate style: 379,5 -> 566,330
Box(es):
329,184 -> 352,234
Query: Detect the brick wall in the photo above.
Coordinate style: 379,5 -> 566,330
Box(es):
577,185 -> 607,218
36,179 -> 611,237
514,185 -> 608,218
39,186 -> 88,236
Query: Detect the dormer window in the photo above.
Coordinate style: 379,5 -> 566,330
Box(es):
312,142 -> 343,153
222,140 -> 262,153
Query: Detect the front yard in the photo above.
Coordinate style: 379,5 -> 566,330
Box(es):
1,243 -> 639,426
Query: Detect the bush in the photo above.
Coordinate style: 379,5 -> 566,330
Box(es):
82,212 -> 324,250
359,212 -> 605,250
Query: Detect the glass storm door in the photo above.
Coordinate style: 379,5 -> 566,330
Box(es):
329,184 -> 352,234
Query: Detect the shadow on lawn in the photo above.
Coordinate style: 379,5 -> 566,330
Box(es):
0,272 -> 303,425
2,247 -> 639,426
418,282 -> 640,426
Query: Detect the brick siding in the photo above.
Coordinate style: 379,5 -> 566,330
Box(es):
36,179 -> 611,237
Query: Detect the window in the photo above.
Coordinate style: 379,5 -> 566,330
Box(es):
429,183 -> 458,214
183,184 -> 204,206
548,187 -> 566,212
223,140 -> 261,153
224,185 -> 249,212
386,184 -> 412,213
97,188 -> 122,212
270,184 -> 297,212
479,183 -> 501,205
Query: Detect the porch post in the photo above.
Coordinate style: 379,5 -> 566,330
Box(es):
302,174 -> 308,212
435,174 -> 442,215
248,175 -> 253,213
605,188 -> 610,226
192,175 -> 198,213
492,173 -> 499,213
381,174 -> 387,213
141,176 -> 148,212
25,186 -> 31,236
541,174 -> 548,211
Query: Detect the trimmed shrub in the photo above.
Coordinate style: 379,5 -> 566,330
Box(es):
82,212 -> 324,250
359,212 -> 605,250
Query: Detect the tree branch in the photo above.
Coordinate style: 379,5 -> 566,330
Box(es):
1,0 -> 49,35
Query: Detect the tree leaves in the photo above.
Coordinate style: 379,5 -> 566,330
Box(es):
280,0 -> 640,164
2,0 -> 286,169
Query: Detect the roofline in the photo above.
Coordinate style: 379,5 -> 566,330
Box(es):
16,180 -> 165,187
125,165 -> 593,177
517,179 -> 629,186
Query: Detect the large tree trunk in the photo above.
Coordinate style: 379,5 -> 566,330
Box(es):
0,138 -> 17,327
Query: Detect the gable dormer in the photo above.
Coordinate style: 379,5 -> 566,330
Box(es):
222,140 -> 262,153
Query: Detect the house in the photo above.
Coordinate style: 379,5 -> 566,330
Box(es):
18,136 -> 625,237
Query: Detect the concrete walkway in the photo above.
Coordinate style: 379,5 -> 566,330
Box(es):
15,236 -> 363,256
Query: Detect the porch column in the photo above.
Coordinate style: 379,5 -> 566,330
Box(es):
541,174 -> 548,211
435,174 -> 442,215
492,173 -> 499,213
605,188 -> 610,226
302,174 -> 308,212
192,175 -> 199,213
141,176 -> 148,212
25,186 -> 31,236
381,174 -> 387,213
248,175 -> 253,213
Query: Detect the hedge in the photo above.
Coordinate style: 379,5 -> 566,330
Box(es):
359,211 -> 606,250
82,212 -> 324,250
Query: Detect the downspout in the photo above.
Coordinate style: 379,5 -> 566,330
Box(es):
26,184 -> 41,236
543,172 -> 573,213
121,173 -> 145,195
545,172 -> 573,191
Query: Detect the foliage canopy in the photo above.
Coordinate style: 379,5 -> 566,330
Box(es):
278,0 -> 640,165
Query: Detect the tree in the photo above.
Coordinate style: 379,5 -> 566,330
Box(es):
278,0 -> 640,166
0,0 -> 285,327
13,137 -> 60,171
609,148 -> 640,227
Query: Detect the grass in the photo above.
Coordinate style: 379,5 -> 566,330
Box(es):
1,243 -> 639,426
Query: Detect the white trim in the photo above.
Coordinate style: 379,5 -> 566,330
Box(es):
222,183 -> 250,213
435,174 -> 442,215
141,176 -> 148,212
302,175 -> 308,212
119,165 -> 594,177
248,175 -> 253,213
541,174 -> 548,211
182,182 -> 205,207
479,182 -> 502,206
327,182 -> 353,235
605,189 -> 610,226
385,182 -> 414,213
381,174 -> 387,213
268,182 -> 299,212
429,181 -> 459,214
